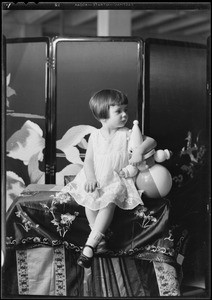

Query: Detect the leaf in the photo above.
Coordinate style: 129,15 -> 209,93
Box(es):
62,145 -> 83,164
28,152 -> 45,183
78,138 -> 88,149
6,73 -> 11,86
6,120 -> 45,165
6,171 -> 26,211
57,125 -> 96,150
7,112 -> 45,119
7,86 -> 16,98
56,125 -> 96,164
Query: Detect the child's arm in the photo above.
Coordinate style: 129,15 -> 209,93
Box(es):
83,135 -> 99,192
129,135 -> 157,166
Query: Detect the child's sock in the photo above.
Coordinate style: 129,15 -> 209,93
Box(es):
83,230 -> 105,257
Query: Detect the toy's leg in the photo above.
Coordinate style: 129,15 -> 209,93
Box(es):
120,165 -> 138,178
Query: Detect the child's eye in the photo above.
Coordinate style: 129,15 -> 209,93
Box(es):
115,107 -> 128,114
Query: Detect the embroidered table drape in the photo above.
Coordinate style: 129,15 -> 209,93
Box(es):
3,185 -> 181,297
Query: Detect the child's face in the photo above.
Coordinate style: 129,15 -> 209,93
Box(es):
106,104 -> 128,129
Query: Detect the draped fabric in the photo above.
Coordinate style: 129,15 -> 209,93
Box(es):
3,184 -> 181,297
3,247 -> 180,297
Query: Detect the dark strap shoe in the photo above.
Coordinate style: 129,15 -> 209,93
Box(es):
77,245 -> 94,268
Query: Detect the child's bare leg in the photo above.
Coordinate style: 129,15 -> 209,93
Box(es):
85,207 -> 98,229
92,203 -> 116,233
83,203 -> 116,257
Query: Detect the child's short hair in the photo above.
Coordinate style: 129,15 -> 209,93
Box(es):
89,89 -> 128,120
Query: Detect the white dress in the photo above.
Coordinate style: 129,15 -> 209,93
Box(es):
62,127 -> 143,211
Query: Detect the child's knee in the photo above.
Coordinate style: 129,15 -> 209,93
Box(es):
107,202 -> 116,210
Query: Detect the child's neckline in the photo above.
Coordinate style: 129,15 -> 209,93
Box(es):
99,128 -> 119,141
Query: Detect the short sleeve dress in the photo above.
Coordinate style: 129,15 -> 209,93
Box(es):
62,127 -> 143,211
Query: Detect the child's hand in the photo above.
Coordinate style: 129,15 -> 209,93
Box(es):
119,169 -> 128,178
84,179 -> 99,193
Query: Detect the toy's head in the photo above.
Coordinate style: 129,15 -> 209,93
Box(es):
128,120 -> 143,155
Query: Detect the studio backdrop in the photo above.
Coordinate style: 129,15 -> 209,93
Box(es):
2,36 -> 210,294
3,36 -> 209,213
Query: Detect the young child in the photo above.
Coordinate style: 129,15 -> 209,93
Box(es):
62,89 -> 156,268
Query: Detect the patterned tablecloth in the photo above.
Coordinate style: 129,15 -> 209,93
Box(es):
3,184 -> 181,297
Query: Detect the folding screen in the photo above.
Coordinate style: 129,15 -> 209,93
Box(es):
144,38 -> 209,289
52,37 -> 143,184
5,38 -> 50,210
4,36 -> 209,204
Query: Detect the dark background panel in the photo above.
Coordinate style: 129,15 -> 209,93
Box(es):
6,42 -> 46,116
6,41 -> 47,186
144,40 -> 207,152
56,40 -> 142,138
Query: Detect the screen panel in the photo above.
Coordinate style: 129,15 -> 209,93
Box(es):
144,39 -> 207,151
53,38 -> 143,184
6,38 -> 49,210
144,38 -> 208,195
144,38 -> 209,289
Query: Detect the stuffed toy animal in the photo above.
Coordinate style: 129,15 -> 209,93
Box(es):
121,120 -> 172,198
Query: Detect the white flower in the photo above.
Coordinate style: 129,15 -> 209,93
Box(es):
60,212 -> 79,225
